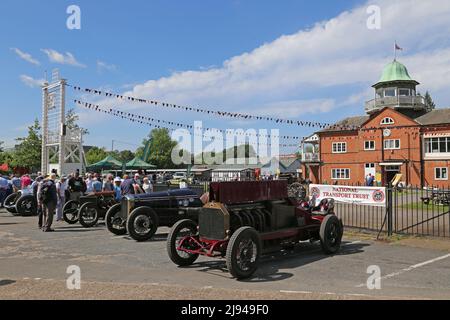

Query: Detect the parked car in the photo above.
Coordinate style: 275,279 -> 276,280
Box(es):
3,187 -> 37,216
166,180 -> 343,279
63,192 -> 117,228
105,189 -> 204,241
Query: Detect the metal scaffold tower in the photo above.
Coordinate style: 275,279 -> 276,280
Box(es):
41,69 -> 86,176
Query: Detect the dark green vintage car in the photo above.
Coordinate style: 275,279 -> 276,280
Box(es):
105,189 -> 204,242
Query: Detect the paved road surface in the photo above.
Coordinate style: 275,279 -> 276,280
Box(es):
1,210 -> 449,299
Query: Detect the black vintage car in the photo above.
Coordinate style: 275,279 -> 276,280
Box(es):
62,191 -> 117,228
4,190 -> 37,216
105,189 -> 204,241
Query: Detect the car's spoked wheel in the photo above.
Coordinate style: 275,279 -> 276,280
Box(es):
167,219 -> 199,266
105,203 -> 126,235
127,207 -> 159,242
63,200 -> 79,224
320,215 -> 343,254
78,203 -> 99,228
226,227 -> 261,279
4,193 -> 20,215
16,195 -> 37,216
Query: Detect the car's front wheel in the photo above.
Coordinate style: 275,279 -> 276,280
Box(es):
78,203 -> 99,228
319,215 -> 343,254
226,227 -> 261,280
4,193 -> 20,215
127,207 -> 159,242
63,200 -> 79,224
16,195 -> 37,216
167,219 -> 199,266
105,203 -> 127,235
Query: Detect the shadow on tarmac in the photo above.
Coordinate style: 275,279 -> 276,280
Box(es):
0,280 -> 16,287
179,241 -> 369,283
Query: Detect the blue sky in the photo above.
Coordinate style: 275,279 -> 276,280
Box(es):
1,0 -> 450,154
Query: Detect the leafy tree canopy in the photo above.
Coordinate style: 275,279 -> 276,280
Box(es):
10,119 -> 42,171
85,146 -> 108,165
136,129 -> 179,169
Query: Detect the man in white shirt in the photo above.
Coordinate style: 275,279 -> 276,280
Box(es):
56,176 -> 68,222
85,173 -> 94,193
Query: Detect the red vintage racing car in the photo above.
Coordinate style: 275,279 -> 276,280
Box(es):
167,180 -> 343,279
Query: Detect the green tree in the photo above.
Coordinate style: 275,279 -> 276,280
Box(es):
136,129 -> 179,169
424,91 -> 436,111
117,150 -> 135,163
66,108 -> 89,136
10,119 -> 42,171
0,141 -> 14,167
85,147 -> 108,165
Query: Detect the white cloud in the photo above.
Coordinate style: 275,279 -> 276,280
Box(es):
117,0 -> 450,117
11,48 -> 40,66
41,49 -> 86,68
250,99 -> 336,118
97,60 -> 117,72
20,75 -> 45,88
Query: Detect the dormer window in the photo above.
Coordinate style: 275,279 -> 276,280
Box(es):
381,117 -> 395,125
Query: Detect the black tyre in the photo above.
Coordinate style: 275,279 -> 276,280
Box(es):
78,203 -> 99,228
127,207 -> 159,242
105,203 -> 127,236
167,219 -> 199,266
319,215 -> 343,254
16,195 -> 37,216
226,227 -> 261,280
4,193 -> 20,215
63,200 -> 79,224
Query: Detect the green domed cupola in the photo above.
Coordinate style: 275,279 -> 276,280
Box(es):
365,59 -> 428,115
374,60 -> 419,87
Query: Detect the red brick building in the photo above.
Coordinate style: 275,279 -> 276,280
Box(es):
301,60 -> 450,188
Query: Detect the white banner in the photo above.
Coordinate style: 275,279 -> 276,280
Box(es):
309,184 -> 386,207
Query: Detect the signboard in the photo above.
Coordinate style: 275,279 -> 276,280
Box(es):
309,184 -> 386,207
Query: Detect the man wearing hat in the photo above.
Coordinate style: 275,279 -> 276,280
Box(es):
113,177 -> 122,201
39,174 -> 58,232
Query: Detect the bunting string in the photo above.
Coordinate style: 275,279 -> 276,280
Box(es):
74,100 -> 300,148
69,84 -> 359,130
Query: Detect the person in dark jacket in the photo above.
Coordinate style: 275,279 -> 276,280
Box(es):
39,174 -> 58,232
68,171 -> 86,201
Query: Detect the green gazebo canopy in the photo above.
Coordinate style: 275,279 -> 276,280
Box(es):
86,155 -> 123,171
126,157 -> 156,170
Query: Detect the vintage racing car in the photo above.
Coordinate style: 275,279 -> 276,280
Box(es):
105,188 -> 204,241
166,180 -> 343,279
3,188 -> 37,216
63,192 -> 117,228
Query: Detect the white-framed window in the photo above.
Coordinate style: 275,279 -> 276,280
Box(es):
435,167 -> 448,180
380,117 -> 395,125
364,141 -> 375,150
332,168 -> 350,180
384,88 -> 396,97
365,163 -> 375,169
384,139 -> 400,150
398,88 -> 411,96
424,137 -> 450,154
332,142 -> 347,153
